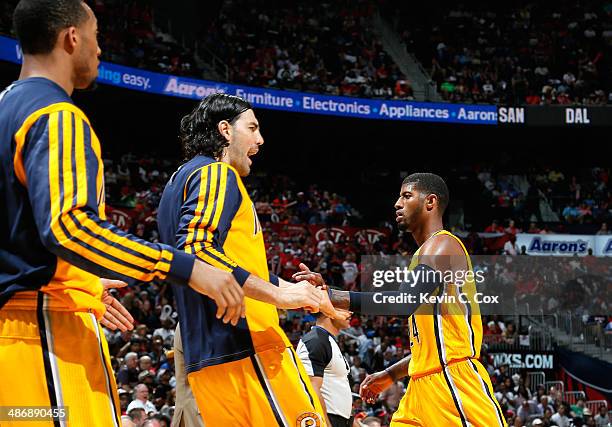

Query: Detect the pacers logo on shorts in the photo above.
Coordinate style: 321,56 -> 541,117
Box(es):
296,411 -> 322,427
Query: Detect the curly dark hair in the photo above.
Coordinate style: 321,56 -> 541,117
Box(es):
179,93 -> 253,161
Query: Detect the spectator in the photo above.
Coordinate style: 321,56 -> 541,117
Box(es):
537,395 -> 554,415
350,355 -> 366,384
503,234 -> 518,255
127,384 -> 157,416
502,323 -> 517,345
342,253 -> 359,290
505,219 -> 520,235
596,223 -> 610,235
571,397 -> 587,418
485,220 -> 503,233
379,379 -> 406,414
139,355 -> 155,374
118,388 -> 131,415
594,404 -> 611,427
117,352 -> 140,388
551,404 -> 571,427
127,407 -> 146,427
517,399 -> 539,424
361,417 -> 383,427
317,231 -> 334,253
153,317 -> 176,346
121,415 -> 136,427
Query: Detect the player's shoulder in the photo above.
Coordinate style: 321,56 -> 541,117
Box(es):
183,157 -> 239,179
420,231 -> 465,256
173,157 -> 242,199
2,77 -> 82,125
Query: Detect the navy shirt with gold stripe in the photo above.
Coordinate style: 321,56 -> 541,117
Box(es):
0,77 -> 194,315
158,155 -> 286,373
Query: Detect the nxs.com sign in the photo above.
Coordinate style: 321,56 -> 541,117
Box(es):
492,352 -> 555,370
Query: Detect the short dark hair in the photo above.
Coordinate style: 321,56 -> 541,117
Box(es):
128,407 -> 145,420
13,0 -> 88,55
402,173 -> 449,213
179,93 -> 253,161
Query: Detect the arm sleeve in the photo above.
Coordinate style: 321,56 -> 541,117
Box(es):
269,273 -> 280,286
22,108 -> 194,286
300,335 -> 332,377
348,264 -> 443,316
181,162 -> 250,285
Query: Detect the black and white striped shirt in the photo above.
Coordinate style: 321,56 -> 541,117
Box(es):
297,326 -> 352,419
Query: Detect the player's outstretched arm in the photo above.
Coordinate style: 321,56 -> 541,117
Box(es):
242,274 -> 323,312
360,356 -> 411,404
294,265 -> 441,316
294,238 -> 466,316
290,264 -> 352,319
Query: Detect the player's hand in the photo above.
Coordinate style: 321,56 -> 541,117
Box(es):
100,278 -> 134,332
292,263 -> 327,288
360,371 -> 394,404
319,287 -> 352,320
277,280 -> 323,311
189,260 -> 246,326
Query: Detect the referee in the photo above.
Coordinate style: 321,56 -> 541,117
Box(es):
297,311 -> 352,427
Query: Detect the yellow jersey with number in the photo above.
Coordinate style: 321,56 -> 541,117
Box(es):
407,230 -> 482,378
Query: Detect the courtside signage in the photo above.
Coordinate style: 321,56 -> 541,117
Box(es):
515,234 -> 612,256
3,36 -> 610,125
491,351 -> 555,370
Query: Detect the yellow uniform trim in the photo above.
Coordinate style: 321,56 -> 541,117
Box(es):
46,112 -> 159,281
13,102 -> 89,187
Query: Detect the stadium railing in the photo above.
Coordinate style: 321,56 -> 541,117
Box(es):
538,310 -> 612,361
483,328 -> 553,352
526,371 -> 546,394
564,391 -> 586,405
544,380 -> 565,396
585,399 -> 608,415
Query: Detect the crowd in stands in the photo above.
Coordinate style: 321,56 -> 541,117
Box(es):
391,0 -> 612,104
92,0 -> 198,76
473,166 -> 610,231
3,1 -> 612,106
1,0 -> 414,100
0,0 -> 199,77
200,0 -> 414,99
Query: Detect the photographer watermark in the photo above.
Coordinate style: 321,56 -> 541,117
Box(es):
357,255 -> 611,316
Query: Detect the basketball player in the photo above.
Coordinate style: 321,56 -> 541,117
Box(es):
295,173 -> 507,427
157,93 -> 349,426
0,1 -> 244,425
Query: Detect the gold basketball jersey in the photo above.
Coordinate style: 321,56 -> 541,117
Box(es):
407,230 -> 482,378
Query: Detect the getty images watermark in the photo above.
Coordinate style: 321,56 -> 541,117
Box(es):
371,266 -> 497,304
358,255 -> 611,316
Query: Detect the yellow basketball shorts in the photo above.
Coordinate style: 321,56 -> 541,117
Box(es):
0,293 -> 121,427
188,346 -> 327,427
391,359 -> 507,427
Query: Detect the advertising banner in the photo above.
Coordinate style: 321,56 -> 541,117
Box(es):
516,234 -> 611,257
